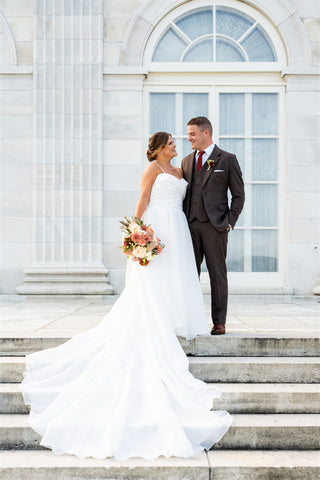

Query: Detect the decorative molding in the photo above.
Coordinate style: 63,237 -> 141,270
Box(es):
103,66 -> 148,75
121,0 -> 312,69
17,0 -> 114,296
0,66 -> 33,74
281,67 -> 320,76
0,9 -> 18,65
17,267 -> 114,295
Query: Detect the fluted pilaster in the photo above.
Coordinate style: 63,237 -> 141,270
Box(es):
17,0 -> 114,295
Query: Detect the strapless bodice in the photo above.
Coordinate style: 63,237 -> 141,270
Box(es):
148,173 -> 188,210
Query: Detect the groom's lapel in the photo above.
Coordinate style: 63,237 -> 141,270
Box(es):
184,153 -> 196,184
202,145 -> 222,187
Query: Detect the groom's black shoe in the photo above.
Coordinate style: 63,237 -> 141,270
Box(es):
211,324 -> 225,335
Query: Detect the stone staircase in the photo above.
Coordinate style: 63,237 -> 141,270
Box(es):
0,334 -> 319,479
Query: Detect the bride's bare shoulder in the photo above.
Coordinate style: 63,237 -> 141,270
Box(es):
141,161 -> 159,184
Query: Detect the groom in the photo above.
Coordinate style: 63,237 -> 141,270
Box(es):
181,117 -> 245,335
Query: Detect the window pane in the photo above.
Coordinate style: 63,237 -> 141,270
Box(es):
220,93 -> 245,135
183,37 -> 213,62
183,93 -> 208,126
241,26 -> 276,61
216,8 -> 253,40
150,93 -> 175,133
252,139 -> 278,181
252,93 -> 278,135
252,184 -> 278,226
176,8 -> 213,40
183,137 -> 192,157
152,7 -> 277,63
219,138 -> 245,174
152,28 -> 187,61
252,230 -> 278,272
227,229 -> 244,271
172,137 -> 183,167
216,37 -> 245,61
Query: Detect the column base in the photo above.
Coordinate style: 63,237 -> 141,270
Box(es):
16,267 -> 115,295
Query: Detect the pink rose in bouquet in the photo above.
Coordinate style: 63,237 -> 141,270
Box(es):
119,216 -> 165,266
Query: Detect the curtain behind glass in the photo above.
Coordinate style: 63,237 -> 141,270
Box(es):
219,138 -> 245,173
252,93 -> 278,135
252,139 -> 278,181
219,92 -> 279,272
227,229 -> 244,271
176,8 -> 213,40
183,38 -> 213,62
216,7 -> 253,40
152,7 -> 277,63
252,230 -> 278,271
183,93 -> 208,126
216,37 -> 245,62
152,28 -> 187,61
252,184 -> 278,227
150,93 -> 175,133
241,26 -> 276,61
150,92 -> 208,164
220,93 -> 245,135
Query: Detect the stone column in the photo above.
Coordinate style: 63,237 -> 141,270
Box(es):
17,0 -> 114,295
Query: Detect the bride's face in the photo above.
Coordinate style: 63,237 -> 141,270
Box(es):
161,136 -> 177,160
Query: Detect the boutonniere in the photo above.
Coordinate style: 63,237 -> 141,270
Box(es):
207,159 -> 215,171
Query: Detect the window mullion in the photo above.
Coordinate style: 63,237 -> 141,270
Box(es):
175,93 -> 183,136
237,21 -> 258,44
213,4 -> 216,62
243,92 -> 252,271
170,22 -> 192,45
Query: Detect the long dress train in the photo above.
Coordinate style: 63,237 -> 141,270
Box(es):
20,173 -> 232,461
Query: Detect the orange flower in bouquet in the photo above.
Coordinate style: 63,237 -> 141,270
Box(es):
119,216 -> 165,266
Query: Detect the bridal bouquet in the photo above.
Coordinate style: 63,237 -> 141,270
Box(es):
119,216 -> 165,266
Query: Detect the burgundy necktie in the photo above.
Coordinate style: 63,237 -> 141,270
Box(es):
197,150 -> 205,172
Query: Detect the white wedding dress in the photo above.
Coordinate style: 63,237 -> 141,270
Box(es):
21,173 -> 232,461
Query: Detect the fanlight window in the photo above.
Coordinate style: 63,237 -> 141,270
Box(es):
152,6 -> 277,62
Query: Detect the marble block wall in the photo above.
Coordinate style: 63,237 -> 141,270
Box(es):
0,73 -> 33,293
286,75 -> 320,294
102,0 -> 144,291
286,0 -> 320,293
0,0 -> 33,293
0,0 -> 319,295
102,74 -> 143,291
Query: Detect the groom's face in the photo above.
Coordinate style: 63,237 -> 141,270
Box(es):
187,125 -> 208,151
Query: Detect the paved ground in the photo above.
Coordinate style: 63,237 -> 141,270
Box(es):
0,296 -> 319,338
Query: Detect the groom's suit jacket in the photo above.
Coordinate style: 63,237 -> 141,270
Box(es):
182,145 -> 245,232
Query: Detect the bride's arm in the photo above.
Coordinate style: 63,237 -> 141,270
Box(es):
135,164 -> 157,220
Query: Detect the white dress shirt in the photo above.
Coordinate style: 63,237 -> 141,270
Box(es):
195,143 -> 215,169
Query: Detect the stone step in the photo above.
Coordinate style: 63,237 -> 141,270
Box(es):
207,450 -> 320,480
1,334 -> 319,356
2,356 -> 319,383
1,383 -> 319,415
1,414 -> 319,451
189,357 -> 320,383
0,450 -> 319,480
191,335 -> 320,357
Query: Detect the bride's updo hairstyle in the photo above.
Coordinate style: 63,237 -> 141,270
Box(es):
147,132 -> 170,162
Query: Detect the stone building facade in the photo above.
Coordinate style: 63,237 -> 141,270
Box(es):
0,0 -> 319,296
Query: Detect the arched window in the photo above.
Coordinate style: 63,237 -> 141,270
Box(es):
152,7 -> 277,63
144,2 -> 285,287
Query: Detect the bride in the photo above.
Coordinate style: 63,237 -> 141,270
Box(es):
21,132 -> 232,461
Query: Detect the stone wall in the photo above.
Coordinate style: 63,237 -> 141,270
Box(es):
0,0 -> 33,293
285,1 -> 320,293
0,0 -> 319,295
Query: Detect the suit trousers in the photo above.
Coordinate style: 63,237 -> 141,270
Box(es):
189,219 -> 228,325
